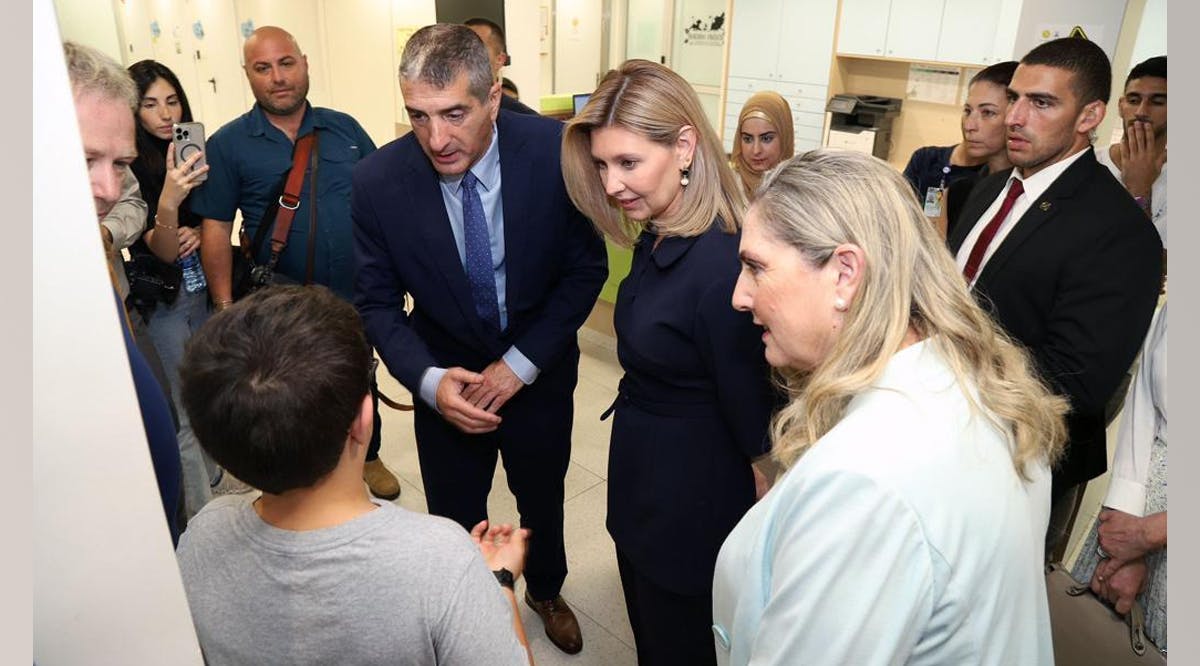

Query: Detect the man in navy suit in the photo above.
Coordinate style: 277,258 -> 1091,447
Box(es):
352,24 -> 607,655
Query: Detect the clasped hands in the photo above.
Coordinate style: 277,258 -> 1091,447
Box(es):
1089,508 -> 1166,615
435,360 -> 525,434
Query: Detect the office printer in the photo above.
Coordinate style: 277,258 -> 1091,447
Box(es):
823,94 -> 903,160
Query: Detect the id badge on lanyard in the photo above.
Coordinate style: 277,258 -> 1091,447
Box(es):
923,165 -> 950,217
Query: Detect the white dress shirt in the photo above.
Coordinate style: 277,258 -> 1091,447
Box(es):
955,147 -> 1090,284
712,340 -> 1053,665
417,125 -> 540,410
1105,301 -> 1167,515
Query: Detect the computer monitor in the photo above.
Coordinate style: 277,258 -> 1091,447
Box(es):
572,93 -> 591,116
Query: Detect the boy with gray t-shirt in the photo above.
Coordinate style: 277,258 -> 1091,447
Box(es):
176,286 -> 531,665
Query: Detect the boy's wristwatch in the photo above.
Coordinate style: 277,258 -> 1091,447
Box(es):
493,568 -> 515,589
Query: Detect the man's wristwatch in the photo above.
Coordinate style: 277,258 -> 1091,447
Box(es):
1133,194 -> 1151,212
493,568 -> 515,590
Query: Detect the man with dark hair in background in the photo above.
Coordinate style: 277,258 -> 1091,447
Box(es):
191,25 -> 402,501
1096,55 -> 1167,247
465,17 -> 540,116
177,286 -> 534,665
948,37 -> 1162,561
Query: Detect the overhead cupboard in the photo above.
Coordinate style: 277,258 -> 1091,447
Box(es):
834,0 -> 1128,66
835,0 -> 1018,65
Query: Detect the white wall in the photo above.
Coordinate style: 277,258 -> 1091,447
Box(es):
1130,0 -> 1167,65
318,0 -> 399,147
1013,0 -> 1128,61
34,1 -> 204,662
52,0 -> 123,61
505,0 -> 543,107
539,0 -> 555,97
554,0 -> 603,93
392,0 -> 439,128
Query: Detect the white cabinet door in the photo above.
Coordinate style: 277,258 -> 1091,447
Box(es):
883,0 -> 944,61
936,0 -> 1004,65
836,0 -> 891,57
727,0 -> 782,79
776,0 -> 839,83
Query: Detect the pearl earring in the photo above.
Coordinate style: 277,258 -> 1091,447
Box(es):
834,298 -> 848,312
680,168 -> 690,187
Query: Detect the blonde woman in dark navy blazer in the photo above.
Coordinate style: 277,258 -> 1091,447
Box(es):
562,60 -> 775,666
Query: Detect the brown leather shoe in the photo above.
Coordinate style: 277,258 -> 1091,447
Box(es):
524,591 -> 583,654
363,459 -> 401,500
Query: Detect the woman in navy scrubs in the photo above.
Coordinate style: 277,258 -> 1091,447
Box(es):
562,60 -> 775,665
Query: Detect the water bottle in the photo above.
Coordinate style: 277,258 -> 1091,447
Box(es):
179,250 -> 207,293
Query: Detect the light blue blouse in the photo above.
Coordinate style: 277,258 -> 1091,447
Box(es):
712,340 -> 1054,665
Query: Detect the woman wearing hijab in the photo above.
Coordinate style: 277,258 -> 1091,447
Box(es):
731,91 -> 794,199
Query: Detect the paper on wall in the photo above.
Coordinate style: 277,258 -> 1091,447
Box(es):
906,65 -> 961,105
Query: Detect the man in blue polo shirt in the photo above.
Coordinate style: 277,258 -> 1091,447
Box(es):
192,25 -> 401,500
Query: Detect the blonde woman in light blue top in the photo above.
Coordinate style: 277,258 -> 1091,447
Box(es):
713,149 -> 1068,665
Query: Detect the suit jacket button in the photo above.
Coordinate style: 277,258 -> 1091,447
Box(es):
712,624 -> 731,650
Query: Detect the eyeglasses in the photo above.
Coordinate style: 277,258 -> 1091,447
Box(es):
369,357 -> 379,387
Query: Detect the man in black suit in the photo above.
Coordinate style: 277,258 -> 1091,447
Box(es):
465,17 -> 540,116
947,37 -> 1162,559
352,24 -> 607,654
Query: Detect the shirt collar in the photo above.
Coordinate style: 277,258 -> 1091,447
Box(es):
640,229 -> 700,269
248,102 -> 317,138
443,123 -> 501,193
1011,145 -> 1090,202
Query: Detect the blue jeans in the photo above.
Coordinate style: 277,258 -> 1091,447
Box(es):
146,286 -> 216,518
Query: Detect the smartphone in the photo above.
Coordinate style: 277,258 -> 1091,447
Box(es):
172,121 -> 208,183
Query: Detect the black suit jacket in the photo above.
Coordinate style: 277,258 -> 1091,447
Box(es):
948,148 -> 1162,494
500,92 -> 540,116
351,110 -> 607,393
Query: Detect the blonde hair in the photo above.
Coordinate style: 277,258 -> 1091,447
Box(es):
562,59 -> 746,247
756,149 -> 1066,479
63,41 -> 137,111
731,91 -> 794,199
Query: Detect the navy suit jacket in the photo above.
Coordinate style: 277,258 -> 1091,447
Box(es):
352,110 -> 607,393
948,148 -> 1162,494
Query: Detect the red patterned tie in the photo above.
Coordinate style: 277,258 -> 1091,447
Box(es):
963,178 -> 1024,282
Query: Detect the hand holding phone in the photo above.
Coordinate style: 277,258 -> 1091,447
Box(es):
172,121 -> 208,183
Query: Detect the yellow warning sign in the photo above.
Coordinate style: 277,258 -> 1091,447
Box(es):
1069,25 -> 1089,40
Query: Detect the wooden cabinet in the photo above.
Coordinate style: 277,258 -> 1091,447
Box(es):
724,0 -> 839,153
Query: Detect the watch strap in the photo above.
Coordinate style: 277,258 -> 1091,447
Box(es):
493,568 -> 514,589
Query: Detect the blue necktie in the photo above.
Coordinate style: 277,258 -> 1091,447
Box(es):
461,171 -> 501,330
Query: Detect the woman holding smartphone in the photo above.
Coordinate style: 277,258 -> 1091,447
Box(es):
127,60 -> 221,519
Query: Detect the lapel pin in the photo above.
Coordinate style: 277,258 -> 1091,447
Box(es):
1039,201 -> 1052,211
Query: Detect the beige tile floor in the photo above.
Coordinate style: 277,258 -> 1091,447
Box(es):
373,326 -> 637,666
